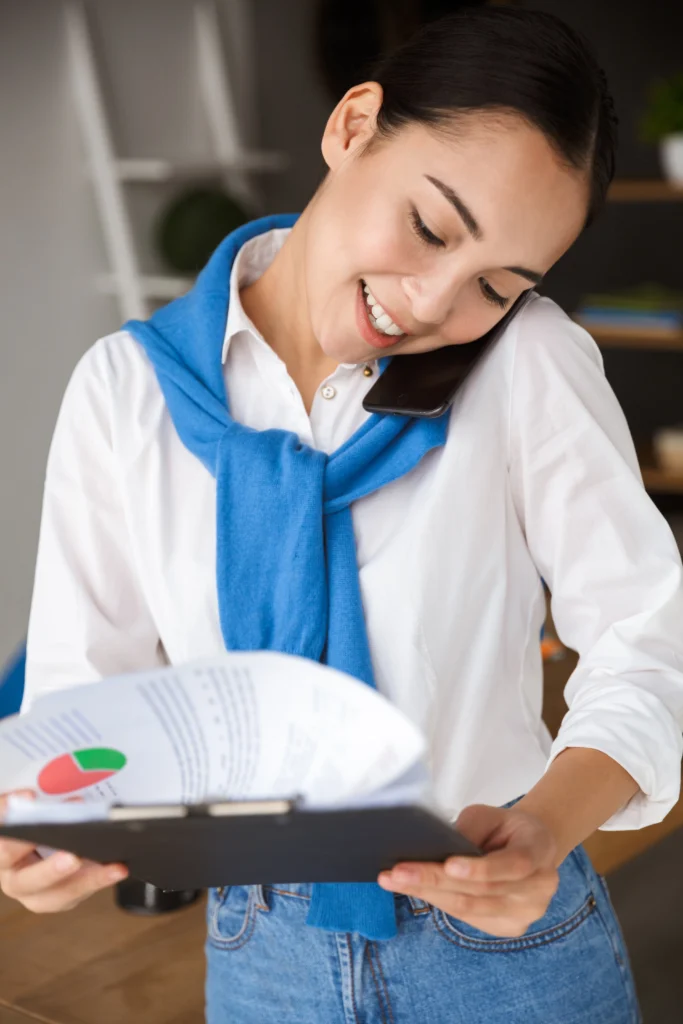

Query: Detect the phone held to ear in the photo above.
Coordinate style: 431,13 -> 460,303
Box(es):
362,288 -> 535,418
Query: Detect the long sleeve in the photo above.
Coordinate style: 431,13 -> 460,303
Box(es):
24,342 -> 164,712
508,298 -> 683,830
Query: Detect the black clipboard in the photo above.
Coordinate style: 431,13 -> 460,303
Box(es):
0,799 -> 483,891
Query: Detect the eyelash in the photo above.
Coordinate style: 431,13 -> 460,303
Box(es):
409,208 -> 510,310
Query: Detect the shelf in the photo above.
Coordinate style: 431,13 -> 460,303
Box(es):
607,179 -> 683,201
573,319 -> 683,351
114,153 -> 288,182
641,464 -> 683,494
96,273 -> 194,301
636,442 -> 683,494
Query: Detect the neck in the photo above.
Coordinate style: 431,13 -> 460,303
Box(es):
240,208 -> 339,410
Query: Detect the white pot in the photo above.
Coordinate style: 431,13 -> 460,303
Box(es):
659,133 -> 683,183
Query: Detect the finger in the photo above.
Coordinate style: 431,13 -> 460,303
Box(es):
411,886 -> 514,921
0,789 -> 37,821
20,860 -> 128,914
0,791 -> 39,867
0,837 -> 39,872
2,849 -> 125,901
444,845 -> 540,884
401,885 -> 550,934
453,803 -> 509,848
379,862 -> 556,898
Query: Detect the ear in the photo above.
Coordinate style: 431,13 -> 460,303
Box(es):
321,82 -> 384,171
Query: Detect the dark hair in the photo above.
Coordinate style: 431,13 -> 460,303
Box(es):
370,6 -> 618,231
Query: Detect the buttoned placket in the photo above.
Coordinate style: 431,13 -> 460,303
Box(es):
310,363 -> 377,454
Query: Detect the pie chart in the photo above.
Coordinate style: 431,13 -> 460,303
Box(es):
38,748 -> 127,796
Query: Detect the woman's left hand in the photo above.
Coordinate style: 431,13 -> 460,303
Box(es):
377,803 -> 561,938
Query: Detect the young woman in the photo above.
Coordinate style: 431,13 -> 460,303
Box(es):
1,6 -> 681,1022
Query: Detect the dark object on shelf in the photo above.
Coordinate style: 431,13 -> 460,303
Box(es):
156,186 -> 249,274
115,878 -> 202,915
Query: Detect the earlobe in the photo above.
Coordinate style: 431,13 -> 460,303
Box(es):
321,82 -> 383,171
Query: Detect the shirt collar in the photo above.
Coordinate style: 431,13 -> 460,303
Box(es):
221,225 -> 377,375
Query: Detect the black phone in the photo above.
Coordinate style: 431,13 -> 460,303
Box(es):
362,288 -> 535,418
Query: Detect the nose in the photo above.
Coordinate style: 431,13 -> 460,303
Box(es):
401,267 -> 462,328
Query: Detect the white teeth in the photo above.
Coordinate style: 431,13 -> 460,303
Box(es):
362,282 -> 404,336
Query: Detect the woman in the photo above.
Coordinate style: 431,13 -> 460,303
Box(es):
1,6 -> 681,1022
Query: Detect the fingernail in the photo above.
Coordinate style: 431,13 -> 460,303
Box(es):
108,866 -> 127,882
55,852 -> 79,872
392,867 -> 418,883
445,859 -> 471,878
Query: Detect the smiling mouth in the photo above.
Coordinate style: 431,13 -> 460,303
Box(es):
360,280 -> 406,338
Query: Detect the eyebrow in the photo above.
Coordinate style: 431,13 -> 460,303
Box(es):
424,175 -> 545,286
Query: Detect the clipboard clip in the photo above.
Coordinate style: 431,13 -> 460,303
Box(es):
108,796 -> 299,822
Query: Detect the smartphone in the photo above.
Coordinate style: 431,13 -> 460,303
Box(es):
362,288 -> 535,418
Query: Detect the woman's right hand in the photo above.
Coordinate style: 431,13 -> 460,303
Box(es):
0,790 -> 128,913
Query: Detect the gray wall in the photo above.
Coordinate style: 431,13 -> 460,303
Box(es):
0,0 -> 326,666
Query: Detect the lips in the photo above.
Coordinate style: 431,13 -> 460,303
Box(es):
355,280 -> 405,350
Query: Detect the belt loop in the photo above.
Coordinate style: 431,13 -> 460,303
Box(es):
407,894 -> 430,915
254,883 -> 270,912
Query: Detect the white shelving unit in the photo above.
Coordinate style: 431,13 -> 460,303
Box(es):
65,0 -> 287,321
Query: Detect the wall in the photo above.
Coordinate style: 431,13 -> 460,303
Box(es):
0,0 -> 326,665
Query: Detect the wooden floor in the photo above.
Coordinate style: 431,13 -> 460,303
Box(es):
0,887 -> 207,1024
1,641 -> 682,1023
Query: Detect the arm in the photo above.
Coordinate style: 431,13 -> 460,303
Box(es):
378,300 -> 683,935
24,339 -> 164,709
516,747 -> 639,866
2,339 -> 162,914
508,298 -> 683,835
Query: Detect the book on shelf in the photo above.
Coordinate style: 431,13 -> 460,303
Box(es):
574,282 -> 683,334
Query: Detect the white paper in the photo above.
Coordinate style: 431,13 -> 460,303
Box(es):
0,651 -> 428,824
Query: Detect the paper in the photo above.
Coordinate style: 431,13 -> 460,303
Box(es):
0,652 -> 428,824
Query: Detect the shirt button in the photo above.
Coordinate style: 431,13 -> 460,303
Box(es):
321,384 -> 337,400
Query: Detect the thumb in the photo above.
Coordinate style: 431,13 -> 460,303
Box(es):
454,803 -> 509,851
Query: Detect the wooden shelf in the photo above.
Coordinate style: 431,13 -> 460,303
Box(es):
115,154 -> 288,181
573,319 -> 683,351
608,179 -> 683,201
640,464 -> 683,494
635,442 -> 683,494
96,273 -> 194,301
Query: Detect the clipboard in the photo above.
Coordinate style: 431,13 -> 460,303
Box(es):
0,799 -> 483,891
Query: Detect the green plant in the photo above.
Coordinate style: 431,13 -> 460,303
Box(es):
155,186 -> 249,274
639,71 -> 683,143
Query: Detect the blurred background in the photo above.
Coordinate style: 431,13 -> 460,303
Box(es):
0,1 -> 682,1022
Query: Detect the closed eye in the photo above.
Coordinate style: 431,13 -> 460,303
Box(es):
479,279 -> 509,309
409,208 -> 445,248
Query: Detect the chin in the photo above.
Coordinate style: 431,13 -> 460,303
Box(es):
321,336 -> 373,365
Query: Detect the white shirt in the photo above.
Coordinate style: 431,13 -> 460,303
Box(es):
25,227 -> 683,830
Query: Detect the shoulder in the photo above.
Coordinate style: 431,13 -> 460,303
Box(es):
63,329 -> 163,419
68,329 -> 160,399
510,292 -> 604,379
55,330 -> 165,459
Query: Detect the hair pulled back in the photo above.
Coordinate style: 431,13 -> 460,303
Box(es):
370,6 -> 618,230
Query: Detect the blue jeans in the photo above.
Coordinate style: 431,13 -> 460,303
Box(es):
205,807 -> 642,1023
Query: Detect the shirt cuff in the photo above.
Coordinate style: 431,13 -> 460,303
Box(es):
545,707 -> 683,831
